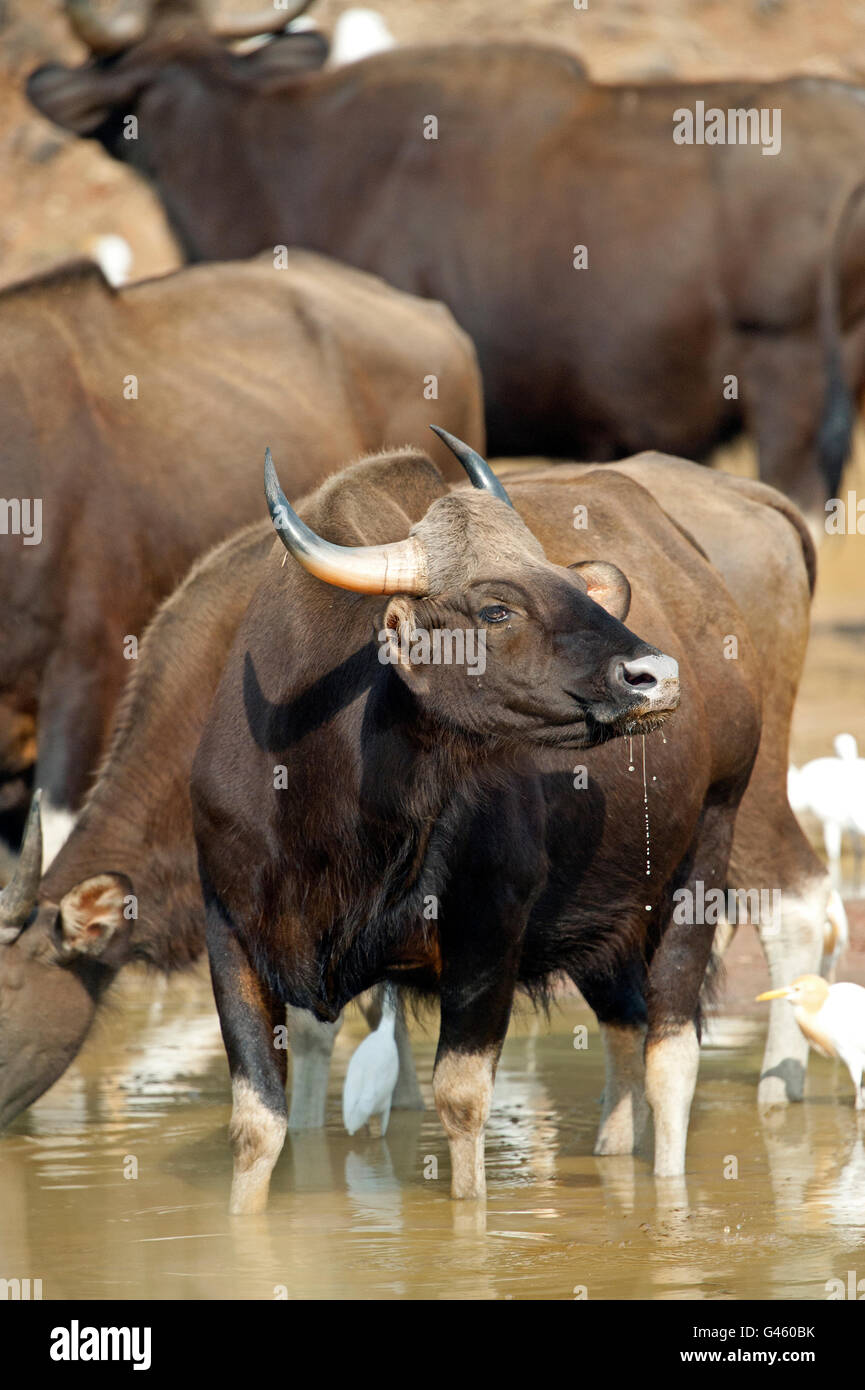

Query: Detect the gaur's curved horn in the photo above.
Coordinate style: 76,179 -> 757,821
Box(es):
265,449 -> 429,594
0,791 -> 42,940
64,0 -> 149,54
211,0 -> 316,40
429,425 -> 514,508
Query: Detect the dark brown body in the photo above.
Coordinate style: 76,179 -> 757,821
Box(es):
28,13 -> 865,515
189,448 -> 764,1207
0,251 -> 483,844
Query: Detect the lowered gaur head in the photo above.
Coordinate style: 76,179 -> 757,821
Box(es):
27,1 -> 328,179
265,428 -> 680,749
0,795 -> 134,1129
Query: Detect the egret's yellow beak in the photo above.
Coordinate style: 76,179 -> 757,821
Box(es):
755,987 -> 793,1002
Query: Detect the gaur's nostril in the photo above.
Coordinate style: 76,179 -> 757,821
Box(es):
623,668 -> 656,688
612,653 -> 680,700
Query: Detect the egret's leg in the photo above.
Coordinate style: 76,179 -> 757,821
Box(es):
823,821 -> 843,887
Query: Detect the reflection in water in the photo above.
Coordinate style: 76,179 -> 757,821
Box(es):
1,968 -> 863,1300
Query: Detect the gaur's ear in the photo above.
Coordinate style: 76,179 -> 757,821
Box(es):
379,597 -> 428,687
234,30 -> 329,90
58,873 -> 134,958
568,561 -> 631,621
27,63 -> 144,136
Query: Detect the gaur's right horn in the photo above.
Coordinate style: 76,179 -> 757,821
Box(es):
265,450 -> 429,595
0,791 -> 43,940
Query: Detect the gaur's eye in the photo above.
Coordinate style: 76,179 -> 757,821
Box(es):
479,605 -> 511,624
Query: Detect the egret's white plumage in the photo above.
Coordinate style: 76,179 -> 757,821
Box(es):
788,735 -> 865,881
834,733 -> 859,762
88,234 -> 133,287
757,975 -> 865,1109
343,987 -> 400,1135
330,8 -> 396,66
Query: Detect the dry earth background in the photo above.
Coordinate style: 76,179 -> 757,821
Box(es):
0,0 -> 863,995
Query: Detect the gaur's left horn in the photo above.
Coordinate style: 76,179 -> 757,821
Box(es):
429,426 -> 514,508
64,0 -> 148,54
0,791 -> 43,939
265,450 -> 429,595
211,0 -> 316,40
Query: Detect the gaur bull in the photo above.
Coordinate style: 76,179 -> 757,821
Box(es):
27,0 -> 865,520
191,431 -> 759,1214
0,250 -> 482,866
0,450 -> 827,1151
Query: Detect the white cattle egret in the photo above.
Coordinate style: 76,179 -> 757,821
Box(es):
88,234 -> 133,287
330,9 -> 396,67
756,975 -> 865,1109
342,987 -> 400,1136
788,735 -> 865,882
834,733 -> 859,762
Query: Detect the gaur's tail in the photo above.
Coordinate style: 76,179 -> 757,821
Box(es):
816,178 -> 865,501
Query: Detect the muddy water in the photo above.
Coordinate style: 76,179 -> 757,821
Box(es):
1,971 -> 863,1302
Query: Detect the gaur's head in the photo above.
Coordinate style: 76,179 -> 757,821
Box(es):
0,797 -> 134,1129
265,429 -> 680,749
27,0 -> 327,219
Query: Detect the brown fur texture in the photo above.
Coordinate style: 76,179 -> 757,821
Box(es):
0,252 -> 483,822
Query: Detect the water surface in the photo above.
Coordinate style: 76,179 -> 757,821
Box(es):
2,972 -> 863,1300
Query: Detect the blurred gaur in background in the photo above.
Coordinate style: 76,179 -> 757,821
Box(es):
0,448 -> 830,1146
0,249 -> 483,868
27,0 -> 865,522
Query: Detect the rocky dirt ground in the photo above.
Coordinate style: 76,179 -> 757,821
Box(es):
1,0 -> 863,998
